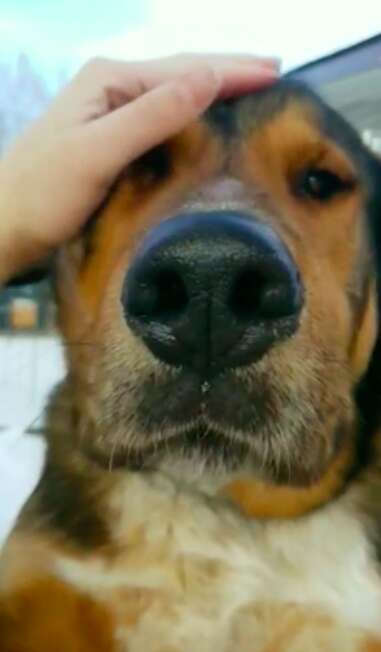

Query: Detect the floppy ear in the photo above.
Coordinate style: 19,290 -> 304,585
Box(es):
355,152 -> 381,442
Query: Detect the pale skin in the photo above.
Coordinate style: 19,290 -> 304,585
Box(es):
0,53 -> 279,285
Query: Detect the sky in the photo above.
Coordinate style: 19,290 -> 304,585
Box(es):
0,0 -> 146,75
0,0 -> 380,76
0,0 -> 145,52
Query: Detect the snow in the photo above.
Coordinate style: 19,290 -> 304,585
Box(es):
0,335 -> 64,544
0,428 -> 46,544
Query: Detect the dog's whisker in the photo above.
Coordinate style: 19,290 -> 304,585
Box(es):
108,438 -> 119,473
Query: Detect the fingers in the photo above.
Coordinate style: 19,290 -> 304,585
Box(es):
100,62 -> 277,112
81,65 -> 222,179
115,53 -> 280,93
89,52 -> 279,95
43,53 -> 280,130
211,62 -> 278,98
64,53 -> 280,104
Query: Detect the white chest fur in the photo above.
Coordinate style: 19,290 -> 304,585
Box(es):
55,472 -> 381,649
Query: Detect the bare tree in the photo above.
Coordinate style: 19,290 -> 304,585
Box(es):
0,53 -> 68,154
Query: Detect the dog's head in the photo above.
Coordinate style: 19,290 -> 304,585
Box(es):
52,79 -> 381,509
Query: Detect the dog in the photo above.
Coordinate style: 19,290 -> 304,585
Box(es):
1,78 -> 381,651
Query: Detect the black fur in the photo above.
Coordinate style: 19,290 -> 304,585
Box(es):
27,460 -> 109,549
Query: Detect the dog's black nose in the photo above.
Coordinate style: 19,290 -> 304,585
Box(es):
122,211 -> 303,375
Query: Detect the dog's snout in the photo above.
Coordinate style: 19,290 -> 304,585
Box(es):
122,211 -> 303,375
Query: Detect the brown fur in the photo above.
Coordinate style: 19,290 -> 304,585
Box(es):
222,440 -> 354,518
0,576 -> 115,652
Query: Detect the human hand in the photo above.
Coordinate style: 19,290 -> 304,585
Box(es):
0,53 -> 279,283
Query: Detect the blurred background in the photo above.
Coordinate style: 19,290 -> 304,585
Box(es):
0,0 -> 380,538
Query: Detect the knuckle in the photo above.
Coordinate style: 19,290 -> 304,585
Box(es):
171,82 -> 194,109
158,82 -> 199,120
144,81 -> 189,115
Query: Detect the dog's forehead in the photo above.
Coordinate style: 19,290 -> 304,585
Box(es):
204,78 -> 320,137
124,82 -> 325,207
177,82 -> 329,212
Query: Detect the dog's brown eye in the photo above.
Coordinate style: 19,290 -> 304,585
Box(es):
297,168 -> 351,201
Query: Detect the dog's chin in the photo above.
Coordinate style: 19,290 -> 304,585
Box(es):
89,365 -> 351,488
124,423 -> 250,471
121,423 -> 259,492
115,369 -> 273,483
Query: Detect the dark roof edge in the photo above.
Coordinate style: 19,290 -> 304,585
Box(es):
287,32 -> 381,85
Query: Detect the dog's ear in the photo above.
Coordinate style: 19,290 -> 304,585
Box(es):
355,151 -> 381,441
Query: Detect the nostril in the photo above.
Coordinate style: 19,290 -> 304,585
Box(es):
229,268 -> 267,321
229,266 -> 301,322
155,269 -> 188,318
130,269 -> 188,320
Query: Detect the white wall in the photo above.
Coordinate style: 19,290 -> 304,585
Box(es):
0,335 -> 65,428
0,335 -> 64,544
